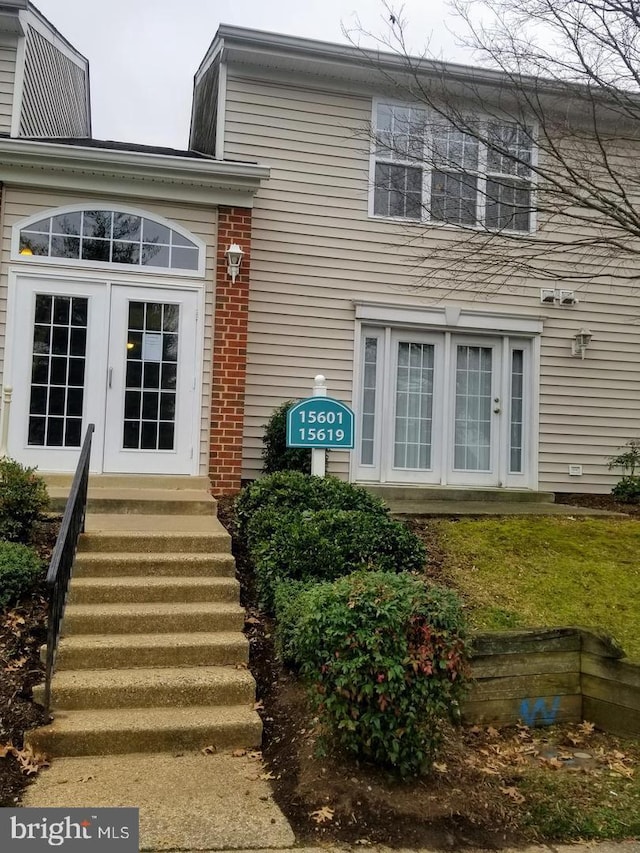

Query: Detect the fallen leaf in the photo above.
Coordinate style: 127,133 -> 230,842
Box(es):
201,745 -> 217,755
254,701 -> 264,711
232,749 -> 248,758
486,726 -> 500,739
538,756 -> 563,770
433,762 -> 448,773
607,761 -> 634,779
579,721 -> 596,735
500,786 -> 525,804
247,750 -> 263,761
4,656 -> 27,672
310,806 -> 334,824
0,744 -> 14,758
260,771 -> 276,780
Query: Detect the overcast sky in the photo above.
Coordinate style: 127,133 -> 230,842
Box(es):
33,0 -> 473,149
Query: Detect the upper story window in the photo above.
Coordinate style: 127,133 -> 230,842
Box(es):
17,208 -> 202,273
372,103 -> 534,233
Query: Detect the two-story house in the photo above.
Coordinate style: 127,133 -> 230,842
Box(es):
1,10 -> 637,497
189,25 -> 640,496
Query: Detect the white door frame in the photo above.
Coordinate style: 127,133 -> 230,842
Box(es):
352,319 -> 540,490
103,284 -> 200,474
5,269 -> 204,475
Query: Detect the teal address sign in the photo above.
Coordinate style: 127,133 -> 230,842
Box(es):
286,397 -> 355,449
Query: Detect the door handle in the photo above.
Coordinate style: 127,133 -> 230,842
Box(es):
108,368 -> 113,389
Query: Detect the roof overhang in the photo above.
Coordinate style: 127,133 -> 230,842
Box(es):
0,138 -> 270,207
196,25 -> 634,126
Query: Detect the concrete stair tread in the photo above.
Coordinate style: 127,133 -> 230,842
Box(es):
49,487 -> 214,502
43,474 -> 212,490
73,575 -> 237,589
35,705 -> 259,732
64,602 -> 244,617
84,514 -> 228,534
76,551 -> 234,563
73,552 -> 235,577
48,665 -> 254,691
26,705 -> 262,755
70,577 -> 238,589
68,576 -> 240,604
57,631 -> 248,651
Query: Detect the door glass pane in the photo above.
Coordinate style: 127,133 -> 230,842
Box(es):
360,337 -> 378,466
28,295 -> 88,447
123,301 -> 179,451
454,345 -> 492,471
510,349 -> 524,473
394,342 -> 434,469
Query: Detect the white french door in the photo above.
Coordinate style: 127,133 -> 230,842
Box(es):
355,326 -> 535,489
8,276 -> 200,474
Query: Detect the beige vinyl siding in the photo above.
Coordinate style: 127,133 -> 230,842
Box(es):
223,73 -> 640,492
0,41 -> 17,135
20,26 -> 89,137
0,187 -> 216,474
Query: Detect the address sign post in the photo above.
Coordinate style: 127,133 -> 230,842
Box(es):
286,375 -> 355,477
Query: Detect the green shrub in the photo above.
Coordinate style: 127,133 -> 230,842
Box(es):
262,401 -> 312,475
236,471 -> 387,537
611,476 -> 640,503
279,570 -> 468,776
273,579 -> 316,665
0,541 -> 44,609
608,440 -> 640,503
0,458 -> 49,544
253,508 -> 426,611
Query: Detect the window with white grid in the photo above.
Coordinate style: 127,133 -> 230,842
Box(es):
372,103 -> 534,232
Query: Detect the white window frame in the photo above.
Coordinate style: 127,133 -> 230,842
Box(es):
11,203 -> 207,278
368,97 -> 538,235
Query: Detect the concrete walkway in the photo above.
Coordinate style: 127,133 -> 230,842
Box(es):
23,751 -> 295,850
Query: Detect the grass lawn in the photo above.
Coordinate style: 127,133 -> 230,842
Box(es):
423,517 -> 640,660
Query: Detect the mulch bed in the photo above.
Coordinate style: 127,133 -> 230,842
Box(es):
0,517 -> 59,807
554,493 -> 640,516
217,495 -> 640,847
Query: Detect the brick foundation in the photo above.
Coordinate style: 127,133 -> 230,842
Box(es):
209,207 -> 252,495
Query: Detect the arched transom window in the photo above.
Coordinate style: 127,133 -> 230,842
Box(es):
18,209 -> 201,272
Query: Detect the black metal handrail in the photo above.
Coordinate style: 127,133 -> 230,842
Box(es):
43,423 -> 95,714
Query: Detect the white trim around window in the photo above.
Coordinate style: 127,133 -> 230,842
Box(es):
11,203 -> 207,278
368,97 -> 539,235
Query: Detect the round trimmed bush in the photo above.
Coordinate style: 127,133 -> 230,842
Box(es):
253,508 -> 426,611
261,401 -> 312,475
0,541 -> 44,609
236,471 -> 388,538
278,570 -> 468,776
0,458 -> 49,544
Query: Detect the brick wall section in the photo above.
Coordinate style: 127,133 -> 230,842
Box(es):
209,206 -> 252,495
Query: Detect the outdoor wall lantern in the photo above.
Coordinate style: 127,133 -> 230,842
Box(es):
571,328 -> 592,359
225,243 -> 244,283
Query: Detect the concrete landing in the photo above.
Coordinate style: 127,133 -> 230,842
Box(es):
22,751 -> 295,851
389,500 -> 626,517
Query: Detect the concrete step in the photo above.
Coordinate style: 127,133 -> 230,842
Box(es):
62,602 -> 245,636
72,551 -> 236,578
49,488 -> 217,516
363,485 -> 555,503
78,529 -> 230,555
36,666 -> 256,711
43,474 -> 212,491
53,631 -> 249,670
26,705 -> 262,757
68,576 -> 240,605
